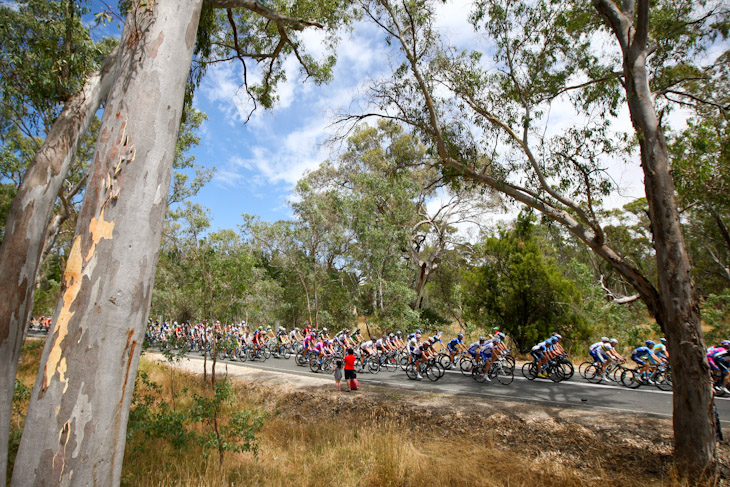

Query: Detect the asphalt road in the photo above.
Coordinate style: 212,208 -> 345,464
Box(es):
172,350 -> 730,427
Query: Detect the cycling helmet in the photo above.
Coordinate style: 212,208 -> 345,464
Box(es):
601,336 -> 609,342
323,328 -> 328,333
457,333 -> 464,339
416,329 -> 422,334
554,333 -> 562,339
660,337 -> 667,344
610,338 -> 618,345
497,332 -> 506,339
721,340 -> 730,348
646,340 -> 655,348
479,337 -> 486,342
389,333 -> 394,338
396,331 -> 402,336
415,333 -> 422,338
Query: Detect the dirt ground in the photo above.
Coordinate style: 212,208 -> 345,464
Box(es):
146,351 -> 730,485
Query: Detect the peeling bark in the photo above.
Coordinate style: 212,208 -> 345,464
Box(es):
0,45 -> 118,486
10,2 -> 204,485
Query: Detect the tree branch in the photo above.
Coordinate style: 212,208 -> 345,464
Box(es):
207,0 -> 324,29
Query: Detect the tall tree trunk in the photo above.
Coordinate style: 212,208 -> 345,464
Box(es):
593,0 -> 714,479
0,46 -> 118,486
10,2 -> 203,485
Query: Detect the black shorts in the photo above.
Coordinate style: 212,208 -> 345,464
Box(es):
345,369 -> 356,380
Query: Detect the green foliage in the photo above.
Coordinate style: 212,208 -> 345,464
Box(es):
127,371 -> 265,464
704,292 -> 730,344
0,0 -> 114,135
464,212 -> 586,352
190,379 -> 265,461
418,307 -> 450,327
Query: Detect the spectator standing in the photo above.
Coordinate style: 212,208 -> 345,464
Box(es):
334,359 -> 343,391
344,348 -> 358,391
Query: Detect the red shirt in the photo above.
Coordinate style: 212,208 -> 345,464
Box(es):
344,354 -> 357,370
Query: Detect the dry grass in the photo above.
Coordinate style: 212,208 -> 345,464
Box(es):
121,358 -> 730,487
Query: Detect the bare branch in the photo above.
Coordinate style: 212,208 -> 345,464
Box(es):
600,275 -> 641,304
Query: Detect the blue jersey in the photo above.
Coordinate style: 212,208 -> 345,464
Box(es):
448,338 -> 461,350
632,346 -> 652,358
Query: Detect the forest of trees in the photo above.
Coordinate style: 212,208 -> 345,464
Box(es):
0,0 -> 728,485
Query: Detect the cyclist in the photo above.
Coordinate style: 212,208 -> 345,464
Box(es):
589,337 -> 615,381
468,337 -> 487,362
478,338 -> 497,382
393,331 -> 405,348
360,337 -> 377,358
447,333 -> 465,368
708,341 -> 730,393
631,340 -> 664,383
653,337 -> 669,360
530,339 -> 548,377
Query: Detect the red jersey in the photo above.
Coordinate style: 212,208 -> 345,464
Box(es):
344,354 -> 357,370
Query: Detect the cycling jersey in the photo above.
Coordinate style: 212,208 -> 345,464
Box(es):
468,341 -> 482,354
708,347 -> 729,370
590,342 -> 611,363
447,338 -> 462,352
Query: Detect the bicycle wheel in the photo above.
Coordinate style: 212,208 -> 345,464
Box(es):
355,357 -> 365,373
426,364 -> 440,382
322,358 -> 334,373
620,368 -> 642,388
398,352 -> 409,370
549,364 -> 565,382
472,364 -> 487,383
654,370 -> 673,391
583,364 -> 603,383
578,361 -> 593,379
294,351 -> 306,366
559,360 -> 574,380
309,357 -> 321,373
491,362 -> 514,385
405,363 -> 417,380
504,354 -> 516,372
432,361 -> 445,379
262,347 -> 271,360
460,357 -> 474,375
438,353 -> 454,369
368,358 -> 380,374
522,362 -> 538,380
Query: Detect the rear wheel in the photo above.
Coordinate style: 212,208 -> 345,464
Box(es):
472,364 -> 487,383
583,364 -> 603,383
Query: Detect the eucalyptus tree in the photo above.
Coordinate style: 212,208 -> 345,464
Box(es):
6,1 -> 352,485
353,0 -> 727,477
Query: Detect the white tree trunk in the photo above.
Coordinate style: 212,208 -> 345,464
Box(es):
0,46 -> 118,486
10,1 -> 203,485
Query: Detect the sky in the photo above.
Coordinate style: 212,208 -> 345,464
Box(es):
19,0 -> 702,235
